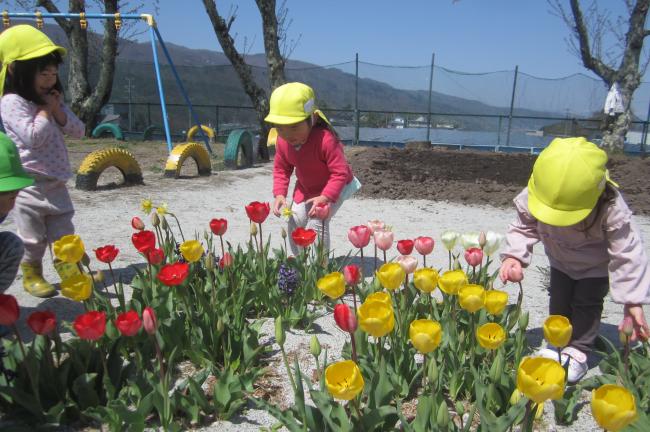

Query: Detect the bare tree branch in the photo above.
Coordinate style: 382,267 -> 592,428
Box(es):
36,0 -> 72,34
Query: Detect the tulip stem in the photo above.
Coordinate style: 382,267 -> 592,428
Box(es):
383,250 -> 387,265
107,262 -> 125,311
352,397 -> 362,419
521,399 -> 535,432
447,251 -> 452,270
11,324 -> 27,359
359,247 -> 364,277
13,324 -> 42,409
218,235 -> 225,258
170,213 -> 185,242
623,338 -> 630,377
373,245 -> 377,271
280,346 -> 297,394
350,331 -> 358,363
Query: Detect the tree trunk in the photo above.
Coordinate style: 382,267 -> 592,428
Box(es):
255,0 -> 285,90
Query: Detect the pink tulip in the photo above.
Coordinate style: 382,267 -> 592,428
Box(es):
414,236 -> 435,255
334,304 -> 358,333
348,225 -> 371,249
397,239 -> 414,255
366,219 -> 385,234
142,307 -> 157,335
507,266 -> 524,283
312,203 -> 330,220
395,255 -> 418,274
219,252 -> 234,269
343,264 -> 361,285
373,229 -> 394,251
464,247 -> 484,267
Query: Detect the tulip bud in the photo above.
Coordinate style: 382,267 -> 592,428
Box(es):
310,335 -> 322,358
274,316 -> 285,347
81,253 -> 91,267
455,401 -> 465,418
518,311 -> 529,331
151,212 -> 160,227
619,316 -> 634,344
131,216 -> 145,230
219,252 -> 233,269
281,227 -> 287,239
478,231 -> 487,249
160,215 -> 169,230
216,318 -> 225,334
427,358 -> 439,385
205,253 -> 215,271
489,350 -> 504,383
334,304 -> 358,333
436,400 -> 449,428
142,306 -> 157,335
452,257 -> 461,270
250,222 -> 258,236
343,264 -> 361,286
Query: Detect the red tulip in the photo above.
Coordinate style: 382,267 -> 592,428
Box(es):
334,304 -> 358,333
292,227 -> 317,248
27,311 -> 56,335
312,203 -> 330,220
464,247 -> 484,267
73,311 -> 106,341
132,230 -> 156,253
142,307 -> 157,335
343,264 -> 361,285
145,248 -> 165,265
373,229 -> 394,251
507,266 -> 524,283
397,239 -> 414,255
219,252 -> 234,269
348,225 -> 371,249
245,201 -> 270,224
414,236 -> 435,255
95,245 -> 119,264
131,216 -> 145,231
0,294 -> 19,326
209,218 -> 228,236
115,310 -> 142,337
157,262 -> 190,286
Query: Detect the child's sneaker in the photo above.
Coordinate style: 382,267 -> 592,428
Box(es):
535,347 -> 562,361
561,347 -> 588,383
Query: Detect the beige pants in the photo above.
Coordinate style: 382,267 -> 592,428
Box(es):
13,179 -> 75,264
287,198 -> 343,256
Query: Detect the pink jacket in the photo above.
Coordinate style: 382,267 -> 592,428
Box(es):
501,188 -> 650,304
1,93 -> 85,181
273,126 -> 353,204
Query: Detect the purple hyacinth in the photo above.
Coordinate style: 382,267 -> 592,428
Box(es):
278,263 -> 298,296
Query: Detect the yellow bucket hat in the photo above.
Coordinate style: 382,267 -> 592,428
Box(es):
528,137 -> 617,227
265,82 -> 330,125
0,24 -> 67,96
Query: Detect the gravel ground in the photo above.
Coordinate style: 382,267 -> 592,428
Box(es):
2,162 -> 649,431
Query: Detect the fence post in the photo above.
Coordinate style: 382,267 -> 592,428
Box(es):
355,53 -> 360,146
505,65 -> 518,147
642,98 -> 650,157
426,52 -> 435,142
497,116 -> 503,147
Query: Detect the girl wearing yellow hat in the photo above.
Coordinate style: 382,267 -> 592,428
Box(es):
499,137 -> 649,383
0,25 -> 86,298
266,82 -> 359,255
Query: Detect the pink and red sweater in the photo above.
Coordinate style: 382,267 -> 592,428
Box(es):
272,126 -> 353,204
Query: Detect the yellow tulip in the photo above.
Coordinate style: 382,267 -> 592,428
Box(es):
476,322 -> 506,350
365,291 -> 393,308
509,390 -> 544,419
141,198 -> 153,214
516,357 -> 565,404
317,272 -> 345,299
591,384 -> 638,432
485,290 -> 508,315
376,263 -> 405,291
53,234 -> 85,264
409,319 -> 442,353
437,270 -> 468,295
358,299 -> 394,337
180,240 -> 204,263
60,273 -> 93,302
413,268 -> 439,293
325,360 -> 364,400
458,284 -> 485,313
543,315 -> 572,348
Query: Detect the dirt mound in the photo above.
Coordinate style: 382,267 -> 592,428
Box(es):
349,147 -> 650,215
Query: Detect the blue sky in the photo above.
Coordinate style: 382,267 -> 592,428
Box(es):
149,0 -> 636,80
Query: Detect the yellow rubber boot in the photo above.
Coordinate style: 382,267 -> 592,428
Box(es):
20,262 -> 56,298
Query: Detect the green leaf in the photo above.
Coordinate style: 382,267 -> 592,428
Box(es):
71,373 -> 100,409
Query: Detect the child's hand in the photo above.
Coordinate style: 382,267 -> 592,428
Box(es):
273,195 -> 287,217
306,195 -> 330,217
622,304 -> 650,342
42,89 -> 62,112
499,257 -> 523,283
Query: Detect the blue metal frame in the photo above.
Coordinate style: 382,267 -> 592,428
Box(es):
4,11 -> 211,154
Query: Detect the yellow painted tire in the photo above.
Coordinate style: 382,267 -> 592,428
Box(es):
187,125 -> 215,142
75,147 -> 143,191
164,143 -> 211,178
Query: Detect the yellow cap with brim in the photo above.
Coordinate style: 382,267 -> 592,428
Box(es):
265,82 -> 331,126
527,137 -> 615,227
0,24 -> 67,96
0,132 -> 34,192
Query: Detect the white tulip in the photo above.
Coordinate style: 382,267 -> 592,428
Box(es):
441,231 -> 460,251
483,231 -> 505,256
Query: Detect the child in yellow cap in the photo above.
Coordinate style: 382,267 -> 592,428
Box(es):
499,137 -> 649,383
266,82 -> 360,255
0,25 -> 86,297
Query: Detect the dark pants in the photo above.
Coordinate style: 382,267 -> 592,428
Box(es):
549,267 -> 609,353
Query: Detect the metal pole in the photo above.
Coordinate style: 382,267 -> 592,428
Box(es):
505,65 -> 518,147
355,53 -> 360,146
6,12 -> 145,19
426,53 -> 435,142
149,26 -> 173,152
642,97 -> 650,157
497,116 -> 502,147
153,27 -> 212,153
